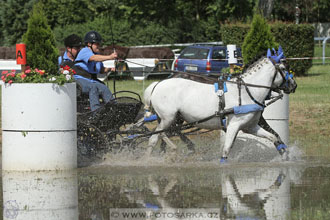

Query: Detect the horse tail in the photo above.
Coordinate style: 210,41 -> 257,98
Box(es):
143,81 -> 159,117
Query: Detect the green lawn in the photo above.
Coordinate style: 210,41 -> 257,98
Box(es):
289,64 -> 330,160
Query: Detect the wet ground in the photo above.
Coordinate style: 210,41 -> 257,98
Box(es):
2,163 -> 330,220
2,132 -> 330,220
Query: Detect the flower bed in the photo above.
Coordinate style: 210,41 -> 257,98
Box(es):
1,65 -> 76,85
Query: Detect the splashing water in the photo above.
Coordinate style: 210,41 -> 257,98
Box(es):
86,131 -> 304,167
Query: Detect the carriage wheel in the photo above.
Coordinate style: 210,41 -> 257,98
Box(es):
107,123 -> 151,154
77,121 -> 111,166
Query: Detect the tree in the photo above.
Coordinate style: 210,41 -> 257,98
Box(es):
214,0 -> 255,23
242,13 -> 277,64
257,0 -> 275,18
41,0 -> 92,28
23,2 -> 58,74
0,0 -> 36,46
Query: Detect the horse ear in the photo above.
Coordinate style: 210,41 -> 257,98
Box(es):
275,52 -> 284,63
267,49 -> 272,58
278,45 -> 283,55
272,48 -> 277,56
278,45 -> 285,58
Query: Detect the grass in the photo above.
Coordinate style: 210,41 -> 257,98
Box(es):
289,64 -> 330,160
106,78 -> 158,99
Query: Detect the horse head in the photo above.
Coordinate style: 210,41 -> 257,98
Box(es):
267,47 -> 297,94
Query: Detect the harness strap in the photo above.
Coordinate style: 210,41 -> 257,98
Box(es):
241,79 -> 266,108
237,77 -> 242,106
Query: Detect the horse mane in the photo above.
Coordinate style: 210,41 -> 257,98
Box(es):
240,52 -> 268,78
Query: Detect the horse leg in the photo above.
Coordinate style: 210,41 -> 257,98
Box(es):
161,115 -> 196,155
172,115 -> 196,154
243,124 -> 287,156
258,115 -> 287,155
145,117 -> 176,157
221,123 -> 240,163
178,132 -> 195,155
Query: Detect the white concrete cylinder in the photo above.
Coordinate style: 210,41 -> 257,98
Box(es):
263,93 -> 289,144
2,83 -> 77,171
227,45 -> 238,64
2,170 -> 78,220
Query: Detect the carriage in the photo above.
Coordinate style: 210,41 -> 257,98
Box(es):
76,85 -> 153,166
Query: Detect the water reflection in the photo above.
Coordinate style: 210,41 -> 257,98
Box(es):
2,170 -> 78,220
78,165 -> 305,220
221,167 -> 296,220
4,164 -> 330,220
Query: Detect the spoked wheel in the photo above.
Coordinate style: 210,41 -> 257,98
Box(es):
77,121 -> 111,167
107,123 -> 151,154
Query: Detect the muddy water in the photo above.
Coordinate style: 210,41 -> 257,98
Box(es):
2,162 -> 330,220
1,131 -> 328,220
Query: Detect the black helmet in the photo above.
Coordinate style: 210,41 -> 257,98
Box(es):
64,34 -> 82,47
84,31 -> 102,44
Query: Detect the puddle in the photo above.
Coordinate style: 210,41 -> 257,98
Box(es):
1,131 -> 329,220
1,162 -> 330,220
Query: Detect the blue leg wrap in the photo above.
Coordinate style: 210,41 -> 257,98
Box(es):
127,134 -> 139,139
220,157 -> 227,164
276,144 -> 287,151
144,114 -> 157,122
145,203 -> 159,210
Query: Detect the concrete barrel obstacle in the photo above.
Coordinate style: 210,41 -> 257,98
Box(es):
2,83 -> 77,171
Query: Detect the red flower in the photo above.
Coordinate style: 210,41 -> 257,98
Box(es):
37,69 -> 45,75
8,80 -> 13,84
21,73 -> 27,79
2,70 -> 8,75
1,75 -> 6,82
63,65 -> 71,70
25,69 -> 31,74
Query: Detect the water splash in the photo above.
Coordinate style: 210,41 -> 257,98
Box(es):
87,131 -> 305,167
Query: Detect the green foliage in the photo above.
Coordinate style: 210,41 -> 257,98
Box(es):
273,0 -> 330,23
1,0 -> 330,49
222,22 -> 314,76
40,0 -> 92,29
214,0 -> 255,22
221,23 -> 250,47
271,23 -> 314,76
22,2 -> 58,74
0,0 -> 36,46
242,13 -> 277,64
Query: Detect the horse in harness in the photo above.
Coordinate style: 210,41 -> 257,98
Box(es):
143,47 -> 297,163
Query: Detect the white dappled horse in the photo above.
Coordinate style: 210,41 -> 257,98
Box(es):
143,48 -> 297,163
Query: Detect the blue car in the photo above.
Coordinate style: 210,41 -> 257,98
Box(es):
173,44 -> 242,75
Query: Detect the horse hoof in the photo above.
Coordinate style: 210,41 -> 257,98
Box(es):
187,148 -> 195,156
275,174 -> 285,186
220,157 -> 228,164
281,150 -> 290,161
277,144 -> 288,155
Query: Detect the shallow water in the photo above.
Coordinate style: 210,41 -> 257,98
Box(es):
2,131 -> 329,220
2,161 -> 330,220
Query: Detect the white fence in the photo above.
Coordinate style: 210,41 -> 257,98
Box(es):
0,58 -> 171,81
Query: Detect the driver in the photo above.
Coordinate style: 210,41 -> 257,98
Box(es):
58,34 -> 82,67
73,31 -> 118,111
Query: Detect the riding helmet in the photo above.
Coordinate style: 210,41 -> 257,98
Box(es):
64,34 -> 82,47
84,31 -> 102,44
